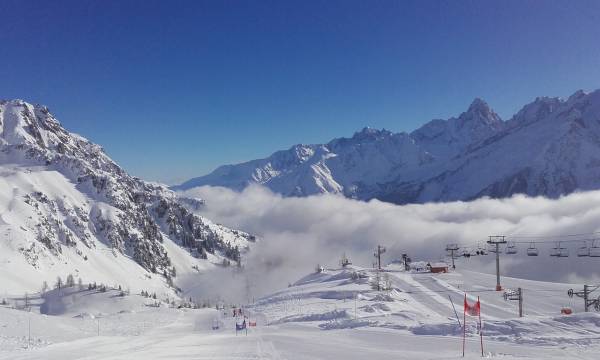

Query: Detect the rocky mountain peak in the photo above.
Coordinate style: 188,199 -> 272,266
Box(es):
0,99 -> 254,286
467,97 -> 490,112
351,127 -> 393,141
508,96 -> 562,129
1,100 -> 78,152
459,97 -> 503,127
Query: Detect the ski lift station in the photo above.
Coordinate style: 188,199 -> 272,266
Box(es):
429,262 -> 449,273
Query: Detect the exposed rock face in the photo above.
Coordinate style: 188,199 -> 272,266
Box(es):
0,100 -> 253,282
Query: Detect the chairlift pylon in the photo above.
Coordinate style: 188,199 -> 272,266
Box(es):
488,243 -> 499,253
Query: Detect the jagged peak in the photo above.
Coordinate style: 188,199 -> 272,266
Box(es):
0,99 -> 51,113
464,97 -> 498,118
0,98 -> 28,106
458,97 -> 503,128
506,96 -> 562,129
508,90 -> 600,128
357,126 -> 379,135
467,98 -> 490,112
351,127 -> 393,140
0,99 -> 66,149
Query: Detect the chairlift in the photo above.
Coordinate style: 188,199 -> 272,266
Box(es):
550,242 -> 569,257
505,242 -> 518,255
589,240 -> 600,258
577,241 -> 590,257
559,246 -> 569,258
475,241 -> 488,256
550,243 -> 560,257
526,242 -> 539,256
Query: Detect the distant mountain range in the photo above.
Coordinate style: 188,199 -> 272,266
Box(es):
0,99 -> 253,293
176,89 -> 600,204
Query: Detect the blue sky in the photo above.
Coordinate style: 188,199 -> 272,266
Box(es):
1,0 -> 599,183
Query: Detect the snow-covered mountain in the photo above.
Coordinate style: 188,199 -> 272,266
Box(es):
0,99 -> 254,294
176,89 -> 600,204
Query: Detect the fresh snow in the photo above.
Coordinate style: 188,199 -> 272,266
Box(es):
4,97 -> 600,359
0,99 -> 254,297
1,266 -> 600,359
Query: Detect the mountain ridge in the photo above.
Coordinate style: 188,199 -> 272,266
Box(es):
0,99 -> 254,294
175,89 -> 600,204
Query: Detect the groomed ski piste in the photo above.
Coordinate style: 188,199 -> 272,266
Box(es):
1,265 -> 600,359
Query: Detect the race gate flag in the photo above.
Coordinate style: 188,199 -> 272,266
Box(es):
462,294 -> 484,357
464,296 -> 481,316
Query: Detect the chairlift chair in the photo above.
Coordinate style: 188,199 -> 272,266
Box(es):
475,241 -> 488,256
505,242 -> 517,255
559,246 -> 569,257
552,242 -> 569,258
550,243 -> 560,257
526,242 -> 539,256
577,242 -> 590,257
589,240 -> 600,257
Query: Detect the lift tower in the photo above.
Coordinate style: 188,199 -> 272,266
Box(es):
445,244 -> 459,269
487,235 -> 507,291
568,285 -> 600,312
374,245 -> 386,270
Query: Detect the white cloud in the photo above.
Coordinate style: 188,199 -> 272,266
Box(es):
182,185 -> 600,300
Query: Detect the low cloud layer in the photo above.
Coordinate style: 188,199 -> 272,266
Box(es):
182,185 -> 600,300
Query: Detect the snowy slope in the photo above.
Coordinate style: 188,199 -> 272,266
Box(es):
251,265 -> 600,347
3,266 -> 600,359
177,89 -> 600,204
0,100 -> 254,295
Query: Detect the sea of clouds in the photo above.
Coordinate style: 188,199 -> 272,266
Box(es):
180,185 -> 600,301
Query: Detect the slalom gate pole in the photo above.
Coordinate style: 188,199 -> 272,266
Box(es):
449,295 -> 461,327
478,296 -> 483,357
462,293 -> 466,357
